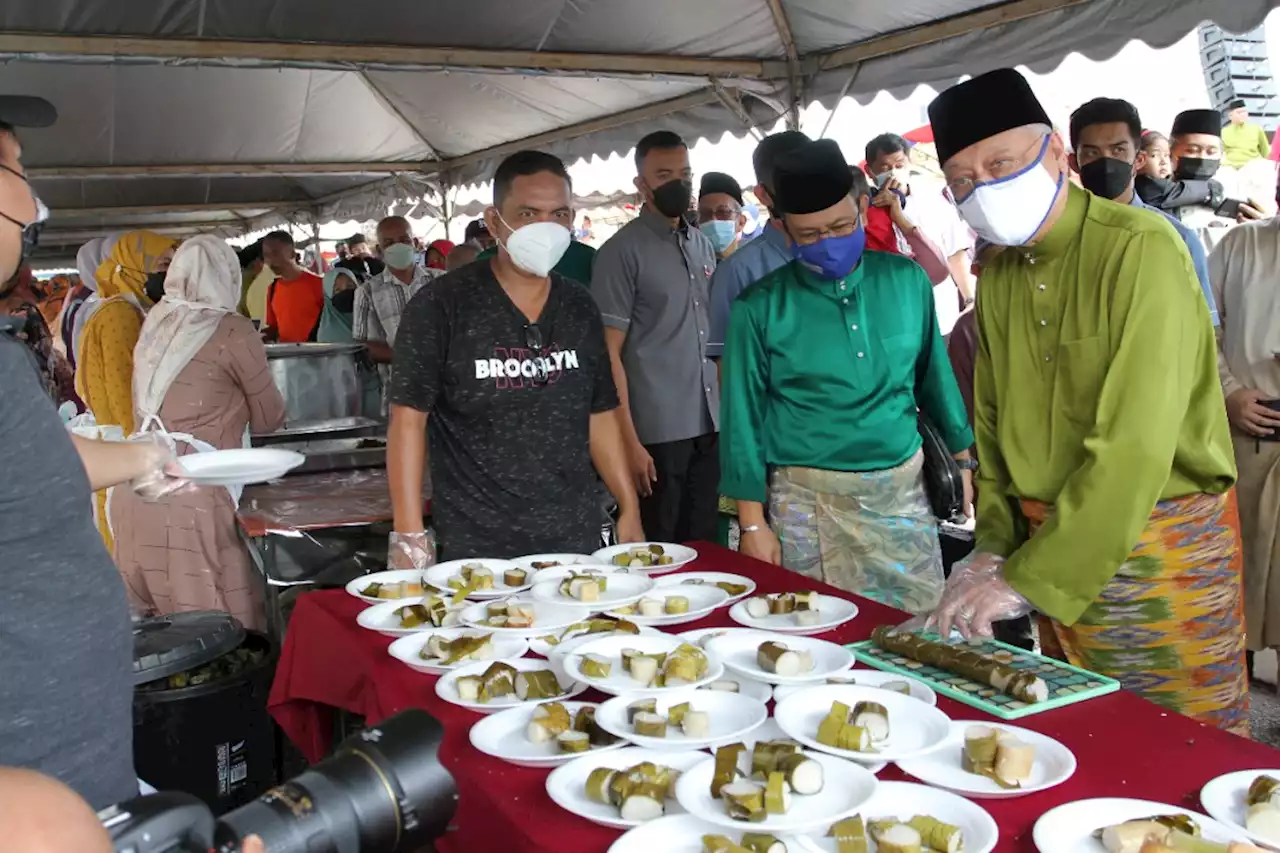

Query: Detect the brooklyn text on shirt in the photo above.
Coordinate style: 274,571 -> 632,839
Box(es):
474,345 -> 581,389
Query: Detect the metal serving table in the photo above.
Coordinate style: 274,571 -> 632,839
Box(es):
236,469 -> 432,641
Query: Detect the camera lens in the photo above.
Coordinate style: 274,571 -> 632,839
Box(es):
214,709 -> 456,853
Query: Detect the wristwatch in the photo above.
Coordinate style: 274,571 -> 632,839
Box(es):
741,524 -> 765,534
955,457 -> 979,472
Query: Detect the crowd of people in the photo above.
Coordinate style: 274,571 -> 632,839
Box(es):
3,61 -> 1280,822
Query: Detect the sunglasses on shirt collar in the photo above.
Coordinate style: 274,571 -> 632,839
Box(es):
524,323 -> 551,386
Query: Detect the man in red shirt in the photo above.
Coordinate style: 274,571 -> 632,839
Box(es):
261,230 -> 323,342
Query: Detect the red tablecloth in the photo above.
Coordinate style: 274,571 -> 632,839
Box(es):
268,543 -> 1279,853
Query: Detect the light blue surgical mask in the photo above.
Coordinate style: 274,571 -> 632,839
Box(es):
700,220 -> 739,254
382,242 -> 416,270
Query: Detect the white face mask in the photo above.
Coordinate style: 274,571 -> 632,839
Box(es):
953,135 -> 1064,247
875,166 -> 913,189
497,217 -> 572,277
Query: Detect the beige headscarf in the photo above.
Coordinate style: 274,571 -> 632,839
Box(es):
132,234 -> 240,429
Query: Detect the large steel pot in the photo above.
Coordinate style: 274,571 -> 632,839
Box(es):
264,342 -> 368,426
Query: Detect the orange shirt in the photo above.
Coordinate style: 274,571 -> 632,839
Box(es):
265,271 -> 324,343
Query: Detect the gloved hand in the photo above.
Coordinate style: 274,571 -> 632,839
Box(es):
128,432 -> 191,501
922,551 -> 1032,641
389,530 -> 437,569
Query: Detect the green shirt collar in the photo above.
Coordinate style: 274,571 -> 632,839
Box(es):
792,257 -> 866,301
1027,182 -> 1088,260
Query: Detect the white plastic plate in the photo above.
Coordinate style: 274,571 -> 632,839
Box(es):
434,657 -> 585,714
423,558 -> 531,600
512,553 -> 599,570
177,448 -> 303,486
1032,798 -> 1245,853
896,720 -> 1076,799
594,688 -> 768,750
355,597 -> 463,636
707,630 -> 855,685
546,746 -> 707,829
345,570 -> 433,605
655,571 -> 757,604
705,719 -> 888,774
773,670 -> 937,705
592,542 -> 698,574
608,813 -> 800,853
679,627 -> 766,650
729,594 -> 857,636
529,620 -> 663,659
774,684 -> 951,764
468,700 -> 629,767
1200,770 -> 1280,849
458,597 -> 585,636
794,780 -> 999,853
607,586 -> 729,627
528,573 -> 656,611
562,634 -> 725,696
675,750 -> 878,833
706,716 -> 787,751
696,676 -> 773,705
386,629 -> 529,675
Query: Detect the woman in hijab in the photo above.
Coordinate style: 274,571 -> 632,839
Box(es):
317,267 -> 358,343
60,237 -> 106,367
68,235 -> 116,367
76,230 -> 179,435
75,230 -> 178,553
110,235 -> 286,630
424,239 -> 454,270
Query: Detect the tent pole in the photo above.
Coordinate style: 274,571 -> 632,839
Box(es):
818,63 -> 863,140
762,0 -> 802,129
441,179 -> 453,243
309,210 -> 324,273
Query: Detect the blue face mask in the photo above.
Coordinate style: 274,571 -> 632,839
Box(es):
700,220 -> 739,254
793,226 -> 867,280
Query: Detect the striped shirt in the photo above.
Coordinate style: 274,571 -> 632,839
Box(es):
353,264 -> 443,347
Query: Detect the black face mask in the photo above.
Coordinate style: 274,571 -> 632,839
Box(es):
1079,157 -> 1134,201
331,288 -> 356,314
649,179 -> 694,218
144,270 -> 167,303
1175,157 -> 1220,181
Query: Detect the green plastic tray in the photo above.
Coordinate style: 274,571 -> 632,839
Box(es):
848,635 -> 1120,719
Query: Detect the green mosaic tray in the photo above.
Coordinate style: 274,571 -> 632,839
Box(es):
848,635 -> 1120,720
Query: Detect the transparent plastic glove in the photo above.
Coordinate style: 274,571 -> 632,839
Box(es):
128,432 -> 192,501
922,551 -> 1032,641
389,530 -> 437,570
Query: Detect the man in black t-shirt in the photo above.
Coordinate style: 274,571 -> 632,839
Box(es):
386,150 -> 644,564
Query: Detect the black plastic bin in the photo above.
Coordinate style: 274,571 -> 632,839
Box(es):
131,612 -> 279,815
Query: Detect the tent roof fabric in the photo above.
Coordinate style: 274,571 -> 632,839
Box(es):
4,0 -> 1277,257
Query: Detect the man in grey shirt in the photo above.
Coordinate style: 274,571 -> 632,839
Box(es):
0,95 -> 182,810
592,131 -> 721,542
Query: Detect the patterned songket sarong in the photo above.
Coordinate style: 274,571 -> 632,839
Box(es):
768,451 -> 945,615
1025,491 -> 1249,736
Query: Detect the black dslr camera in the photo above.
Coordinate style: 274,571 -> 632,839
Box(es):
103,709 -> 456,853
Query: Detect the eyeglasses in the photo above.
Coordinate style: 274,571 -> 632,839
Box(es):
0,164 -> 47,257
790,214 -> 860,246
944,133 -> 1049,202
524,323 -> 550,386
698,205 -> 740,223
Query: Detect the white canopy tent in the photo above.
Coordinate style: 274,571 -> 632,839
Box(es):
4,0 -> 1277,264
